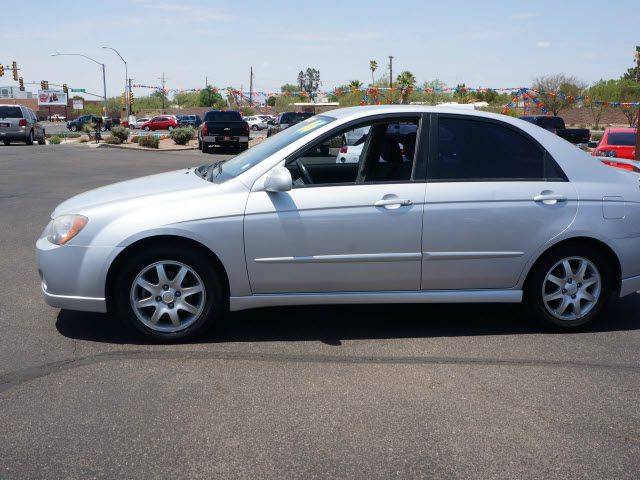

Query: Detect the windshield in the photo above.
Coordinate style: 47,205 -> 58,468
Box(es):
608,132 -> 636,146
0,106 -> 23,118
281,112 -> 314,124
204,111 -> 242,122
197,115 -> 335,183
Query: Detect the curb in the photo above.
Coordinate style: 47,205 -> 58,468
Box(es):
95,143 -> 198,152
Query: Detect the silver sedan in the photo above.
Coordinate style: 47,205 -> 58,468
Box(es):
36,106 -> 640,341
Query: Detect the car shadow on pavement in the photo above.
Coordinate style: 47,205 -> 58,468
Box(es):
55,294 -> 640,346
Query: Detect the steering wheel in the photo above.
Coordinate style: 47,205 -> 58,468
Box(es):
296,159 -> 314,184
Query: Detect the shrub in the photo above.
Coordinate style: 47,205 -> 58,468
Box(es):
138,135 -> 160,148
104,135 -> 122,145
170,127 -> 195,145
131,135 -> 140,143
110,125 -> 129,143
591,132 -> 604,142
81,123 -> 95,134
49,136 -> 61,144
79,137 -> 89,143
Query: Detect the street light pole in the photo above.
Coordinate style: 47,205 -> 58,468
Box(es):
51,52 -> 107,115
102,46 -> 128,116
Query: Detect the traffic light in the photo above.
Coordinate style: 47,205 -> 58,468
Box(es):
63,83 -> 68,94
129,91 -> 134,104
40,81 -> 45,90
19,77 -> 24,91
0,64 -> 4,77
44,81 -> 49,89
121,92 -> 126,106
12,61 -> 17,81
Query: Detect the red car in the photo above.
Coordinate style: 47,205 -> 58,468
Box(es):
140,116 -> 178,131
592,128 -> 637,160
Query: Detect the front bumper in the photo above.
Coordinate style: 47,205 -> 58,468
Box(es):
36,236 -> 122,313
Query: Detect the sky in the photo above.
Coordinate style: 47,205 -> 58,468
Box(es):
3,0 -> 639,99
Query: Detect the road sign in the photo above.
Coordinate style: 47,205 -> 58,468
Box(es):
70,88 -> 86,93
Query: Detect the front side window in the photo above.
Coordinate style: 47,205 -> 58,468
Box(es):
430,117 -> 562,181
285,117 -> 420,187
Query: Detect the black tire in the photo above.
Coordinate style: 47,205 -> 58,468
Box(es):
240,143 -> 249,152
144,126 -> 150,131
25,130 -> 34,145
201,141 -> 210,153
251,124 -> 258,131
38,130 -> 46,145
524,243 -> 613,331
113,245 -> 225,342
2,139 -> 10,146
100,125 -> 107,132
70,125 -> 78,132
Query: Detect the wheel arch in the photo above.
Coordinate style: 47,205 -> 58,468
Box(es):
105,234 -> 230,311
523,236 -> 621,294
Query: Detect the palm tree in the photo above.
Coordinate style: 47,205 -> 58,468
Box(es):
348,80 -> 363,89
396,71 -> 416,104
369,60 -> 378,86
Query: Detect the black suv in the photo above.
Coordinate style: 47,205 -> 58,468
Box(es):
67,115 -> 112,132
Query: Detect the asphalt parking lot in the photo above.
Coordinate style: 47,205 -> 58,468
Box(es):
1,143 -> 639,479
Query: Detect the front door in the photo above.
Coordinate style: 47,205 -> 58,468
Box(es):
421,114 -> 578,290
244,115 -> 428,294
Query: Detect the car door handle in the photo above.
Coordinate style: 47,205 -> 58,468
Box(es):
374,198 -> 412,207
533,193 -> 567,204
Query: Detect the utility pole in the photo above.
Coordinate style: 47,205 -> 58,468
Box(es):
158,72 -> 167,113
128,78 -> 133,116
249,66 -> 253,107
205,76 -> 208,88
635,45 -> 640,161
388,55 -> 394,103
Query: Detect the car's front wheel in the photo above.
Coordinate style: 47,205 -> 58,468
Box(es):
525,244 -> 612,330
70,125 -> 78,132
114,247 -> 224,341
144,126 -> 150,131
26,130 -> 34,145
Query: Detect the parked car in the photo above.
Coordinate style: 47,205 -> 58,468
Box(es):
244,116 -> 267,131
177,115 -> 202,128
256,115 -> 273,124
140,116 -> 178,131
266,111 -> 314,137
36,106 -> 640,341
592,128 -> 637,160
132,118 -> 150,129
198,110 -> 249,152
0,104 -> 46,145
67,114 -> 104,132
519,115 -> 590,145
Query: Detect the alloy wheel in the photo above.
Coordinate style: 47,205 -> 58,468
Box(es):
130,260 -> 206,333
541,256 -> 601,321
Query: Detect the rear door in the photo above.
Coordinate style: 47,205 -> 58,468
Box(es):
421,114 -> 578,290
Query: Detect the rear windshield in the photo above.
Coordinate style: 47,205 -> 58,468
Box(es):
281,112 -> 314,124
204,111 -> 242,122
0,106 -> 23,118
607,132 -> 636,146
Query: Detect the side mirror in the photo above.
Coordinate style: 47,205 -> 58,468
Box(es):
264,166 -> 292,192
587,141 -> 599,148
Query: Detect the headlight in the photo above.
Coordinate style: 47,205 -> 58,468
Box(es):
47,214 -> 88,245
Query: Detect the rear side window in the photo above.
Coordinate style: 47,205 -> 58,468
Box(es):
0,106 -> 23,118
204,111 -> 242,122
430,117 -> 563,181
607,132 -> 635,146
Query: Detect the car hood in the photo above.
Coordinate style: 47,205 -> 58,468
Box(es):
52,169 -> 207,217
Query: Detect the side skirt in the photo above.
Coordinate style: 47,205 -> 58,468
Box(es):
229,289 -> 522,312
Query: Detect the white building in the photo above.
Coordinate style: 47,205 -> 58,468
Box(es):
0,86 -> 33,99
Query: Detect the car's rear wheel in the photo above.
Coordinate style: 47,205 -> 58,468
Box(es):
38,130 -> 46,145
2,139 -> 10,146
114,246 -> 223,341
251,124 -> 258,131
144,126 -> 150,131
26,130 -> 34,145
525,244 -> 612,330
201,141 -> 209,153
70,125 -> 77,132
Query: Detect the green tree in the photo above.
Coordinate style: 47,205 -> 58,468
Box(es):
198,86 -> 226,108
533,74 -> 587,116
396,71 -> 417,104
174,92 -> 200,109
369,60 -> 378,86
280,83 -> 299,93
421,79 -> 447,105
296,68 -> 321,92
266,96 -> 277,107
